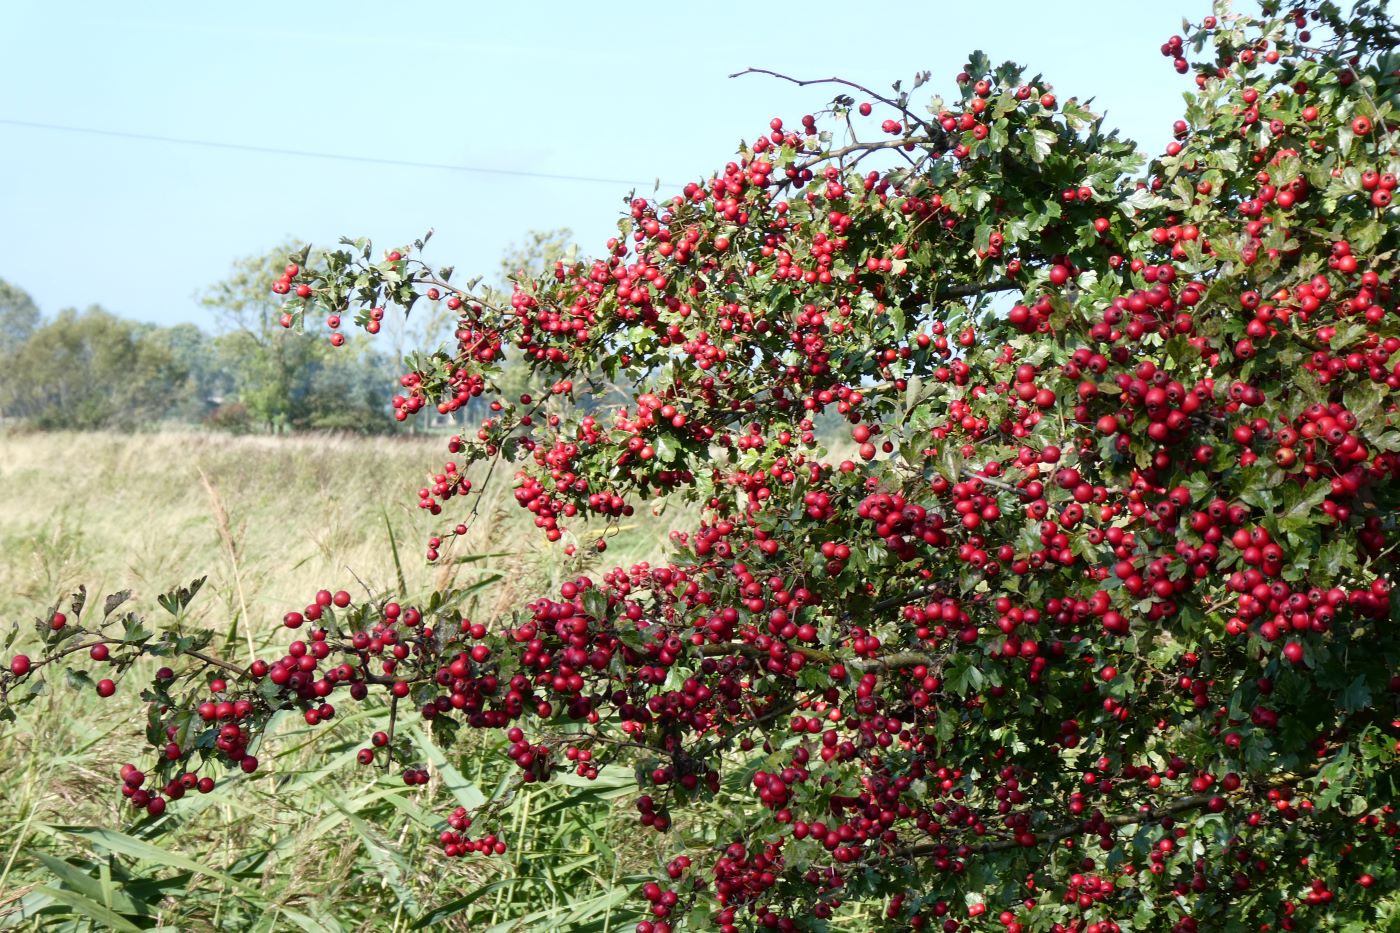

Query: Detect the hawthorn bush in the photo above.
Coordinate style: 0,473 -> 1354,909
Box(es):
6,2 -> 1400,929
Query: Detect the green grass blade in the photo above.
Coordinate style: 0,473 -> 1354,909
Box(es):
277,906 -> 346,933
48,825 -> 261,899
382,509 -> 406,594
409,726 -> 485,811
451,551 -> 515,564
31,884 -> 144,933
410,880 -> 521,930
28,850 -> 152,918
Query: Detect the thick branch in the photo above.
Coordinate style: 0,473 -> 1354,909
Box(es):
959,468 -> 1031,499
181,648 -> 255,680
898,769 -> 1318,860
926,277 -> 1018,302
695,639 -> 932,672
694,696 -> 803,760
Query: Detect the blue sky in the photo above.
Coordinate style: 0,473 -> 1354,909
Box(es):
1,1 -> 1201,328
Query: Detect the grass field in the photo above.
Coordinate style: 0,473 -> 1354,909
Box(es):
0,430 -> 695,932
0,430 -> 543,621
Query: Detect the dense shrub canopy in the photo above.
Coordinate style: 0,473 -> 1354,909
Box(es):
6,2 -> 1400,930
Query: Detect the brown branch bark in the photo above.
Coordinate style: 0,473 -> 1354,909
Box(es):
695,639 -> 933,672
897,769 -> 1319,860
6,636 -> 252,683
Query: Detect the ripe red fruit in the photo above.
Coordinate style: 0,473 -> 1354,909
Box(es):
96,679 -> 116,698
9,655 -> 30,676
12,18 -> 1400,928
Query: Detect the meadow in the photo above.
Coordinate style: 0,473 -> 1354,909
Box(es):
0,429 -> 696,932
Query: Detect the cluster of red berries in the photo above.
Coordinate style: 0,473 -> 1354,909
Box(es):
438,806 -> 506,857
857,491 -> 950,561
118,762 -> 220,818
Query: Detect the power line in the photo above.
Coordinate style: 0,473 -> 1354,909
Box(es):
0,117 -> 678,189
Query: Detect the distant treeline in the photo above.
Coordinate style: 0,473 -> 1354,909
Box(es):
0,280 -> 410,434
0,232 -> 585,435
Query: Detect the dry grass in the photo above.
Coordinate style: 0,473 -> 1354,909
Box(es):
0,431 -> 464,623
0,429 -> 698,932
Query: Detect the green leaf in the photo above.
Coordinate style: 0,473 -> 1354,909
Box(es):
1028,128 -> 1056,163
157,577 -> 206,617
102,590 -> 132,618
1340,676 -> 1372,714
945,655 -> 985,695
1372,431 -> 1400,452
1119,187 -> 1160,215
1277,481 -> 1329,536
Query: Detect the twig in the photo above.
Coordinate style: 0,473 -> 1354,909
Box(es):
384,692 -> 400,774
896,766 -> 1320,860
729,68 -> 940,137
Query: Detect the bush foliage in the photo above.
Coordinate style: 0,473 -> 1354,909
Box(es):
6,2 -> 1400,930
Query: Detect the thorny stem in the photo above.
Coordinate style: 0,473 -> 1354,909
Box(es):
894,767 -> 1320,860
729,68 -> 941,137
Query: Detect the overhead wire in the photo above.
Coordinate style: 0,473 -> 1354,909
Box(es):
0,117 -> 681,189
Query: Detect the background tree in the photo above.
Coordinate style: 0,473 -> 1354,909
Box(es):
487,228 -> 578,411
0,278 -> 41,420
0,278 -> 39,356
0,306 -> 193,429
203,243 -> 396,432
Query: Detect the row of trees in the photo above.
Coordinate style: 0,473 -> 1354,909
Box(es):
0,249 -> 394,433
0,230 -> 577,433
